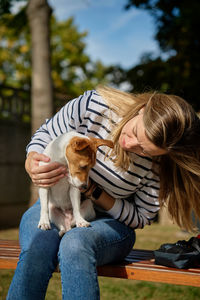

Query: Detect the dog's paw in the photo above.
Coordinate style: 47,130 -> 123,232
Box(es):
76,219 -> 91,228
59,230 -> 66,237
38,220 -> 51,230
58,225 -> 71,237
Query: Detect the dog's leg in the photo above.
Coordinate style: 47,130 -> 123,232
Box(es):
80,199 -> 96,221
70,186 -> 91,227
71,199 -> 96,227
38,187 -> 51,230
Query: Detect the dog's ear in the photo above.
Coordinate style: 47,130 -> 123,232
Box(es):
90,138 -> 114,152
71,137 -> 90,151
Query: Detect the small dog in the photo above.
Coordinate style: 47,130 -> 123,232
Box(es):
38,131 -> 113,236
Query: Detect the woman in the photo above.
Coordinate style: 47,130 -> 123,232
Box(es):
7,86 -> 200,299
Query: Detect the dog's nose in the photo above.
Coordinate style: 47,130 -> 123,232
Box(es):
80,183 -> 88,191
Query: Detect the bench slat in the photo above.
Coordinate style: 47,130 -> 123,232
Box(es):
1,239 -> 200,287
0,240 -> 20,270
97,264 -> 200,287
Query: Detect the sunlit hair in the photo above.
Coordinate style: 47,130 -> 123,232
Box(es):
97,85 -> 200,232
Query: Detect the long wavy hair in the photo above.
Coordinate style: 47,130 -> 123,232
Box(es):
97,85 -> 200,231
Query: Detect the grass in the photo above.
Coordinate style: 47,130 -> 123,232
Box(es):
1,224 -> 200,300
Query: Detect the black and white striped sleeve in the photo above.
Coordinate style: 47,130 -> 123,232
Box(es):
26,90 -> 94,154
107,171 -> 160,229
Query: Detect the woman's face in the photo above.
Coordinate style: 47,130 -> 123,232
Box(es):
119,111 -> 167,157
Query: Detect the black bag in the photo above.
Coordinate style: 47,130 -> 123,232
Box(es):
154,236 -> 200,269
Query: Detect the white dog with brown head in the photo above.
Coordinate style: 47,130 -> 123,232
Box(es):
38,131 -> 113,236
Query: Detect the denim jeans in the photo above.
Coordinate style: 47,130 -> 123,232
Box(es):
7,200 -> 135,300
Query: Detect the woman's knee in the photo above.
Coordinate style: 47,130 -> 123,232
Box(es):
59,228 -> 97,266
58,218 -> 136,268
19,202 -> 60,268
20,229 -> 61,273
7,230 -> 60,300
19,200 -> 41,247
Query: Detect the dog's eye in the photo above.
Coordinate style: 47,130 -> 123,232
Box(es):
79,165 -> 88,170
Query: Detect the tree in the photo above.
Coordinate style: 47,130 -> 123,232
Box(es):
125,0 -> 200,110
0,0 -> 53,132
26,0 -> 53,206
0,0 -> 53,205
26,0 -> 53,134
0,0 -> 117,205
0,5 -> 113,101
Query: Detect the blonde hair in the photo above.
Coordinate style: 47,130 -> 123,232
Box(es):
97,85 -> 200,232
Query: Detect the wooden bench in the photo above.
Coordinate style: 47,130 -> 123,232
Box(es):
1,239 -> 200,287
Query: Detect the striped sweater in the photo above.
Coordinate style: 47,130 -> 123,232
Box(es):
27,90 -> 160,229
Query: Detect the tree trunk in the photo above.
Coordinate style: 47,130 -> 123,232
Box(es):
26,0 -> 53,206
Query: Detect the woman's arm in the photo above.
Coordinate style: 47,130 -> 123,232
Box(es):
25,91 -> 95,186
92,190 -> 115,211
83,176 -> 160,229
97,190 -> 159,229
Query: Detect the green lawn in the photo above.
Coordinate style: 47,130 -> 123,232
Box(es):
1,224 -> 200,300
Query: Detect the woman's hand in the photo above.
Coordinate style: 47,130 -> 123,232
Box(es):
81,178 -> 115,211
25,151 -> 68,187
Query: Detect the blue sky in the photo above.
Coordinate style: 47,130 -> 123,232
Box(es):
14,0 -> 160,69
48,0 -> 160,69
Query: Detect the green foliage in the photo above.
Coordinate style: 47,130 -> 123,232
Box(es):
125,0 -> 200,110
0,9 -> 31,88
0,0 -> 27,16
126,0 -> 200,54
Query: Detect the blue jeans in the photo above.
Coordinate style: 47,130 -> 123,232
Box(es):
7,200 -> 135,300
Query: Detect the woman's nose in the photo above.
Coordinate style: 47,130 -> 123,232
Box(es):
127,136 -> 139,148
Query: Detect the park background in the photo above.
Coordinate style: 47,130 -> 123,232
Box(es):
0,0 -> 200,299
